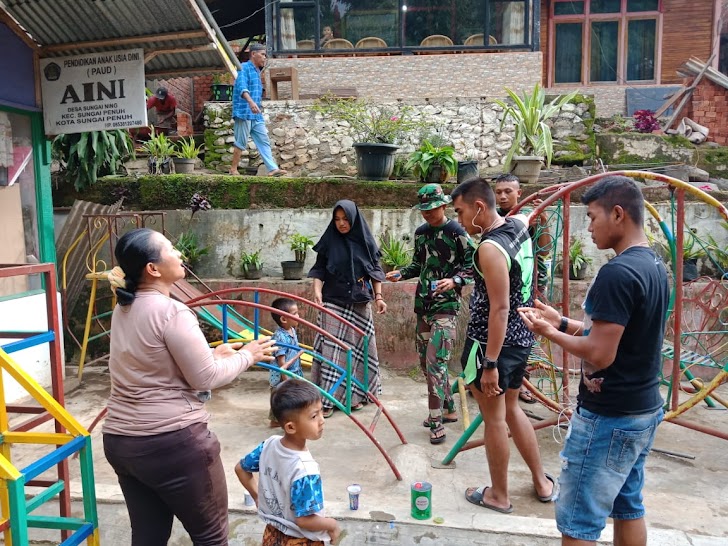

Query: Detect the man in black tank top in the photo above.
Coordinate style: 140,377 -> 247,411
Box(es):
519,176 -> 668,545
451,179 -> 555,515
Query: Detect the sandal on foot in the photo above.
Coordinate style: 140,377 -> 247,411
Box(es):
536,473 -> 558,503
519,388 -> 538,404
464,486 -> 513,514
322,407 -> 334,419
422,415 -> 458,427
351,402 -> 364,412
429,422 -> 446,445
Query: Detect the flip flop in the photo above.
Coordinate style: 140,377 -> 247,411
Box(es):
322,407 -> 334,419
351,402 -> 364,412
268,169 -> 287,177
429,422 -> 446,445
464,486 -> 513,514
537,473 -> 559,503
519,388 -> 538,404
422,415 -> 458,427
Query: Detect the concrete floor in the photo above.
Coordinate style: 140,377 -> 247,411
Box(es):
12,366 -> 728,545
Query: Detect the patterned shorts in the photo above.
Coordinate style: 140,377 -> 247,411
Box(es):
262,524 -> 325,546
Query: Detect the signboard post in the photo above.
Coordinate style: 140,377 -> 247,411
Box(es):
40,48 -> 147,135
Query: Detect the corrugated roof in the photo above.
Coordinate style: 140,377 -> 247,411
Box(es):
0,0 -> 240,77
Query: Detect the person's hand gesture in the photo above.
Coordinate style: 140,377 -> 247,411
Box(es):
213,342 -> 244,360
518,300 -> 560,336
248,101 -> 261,115
385,270 -> 401,282
375,298 -> 387,314
245,336 -> 277,362
313,291 -> 323,306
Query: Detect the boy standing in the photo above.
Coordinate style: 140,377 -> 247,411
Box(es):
269,298 -> 304,427
235,380 -> 340,545
385,183 -> 474,444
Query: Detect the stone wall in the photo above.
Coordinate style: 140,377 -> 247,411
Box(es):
203,96 -> 595,176
156,203 -> 726,280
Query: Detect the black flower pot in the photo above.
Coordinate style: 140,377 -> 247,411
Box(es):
353,143 -> 399,180
281,260 -> 305,280
457,160 -> 479,183
569,263 -> 587,280
683,258 -> 699,282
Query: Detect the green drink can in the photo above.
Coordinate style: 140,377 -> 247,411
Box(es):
410,481 -> 432,520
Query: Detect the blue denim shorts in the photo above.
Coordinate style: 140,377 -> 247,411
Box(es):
555,406 -> 663,541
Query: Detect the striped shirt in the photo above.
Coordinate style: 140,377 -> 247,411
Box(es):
233,61 -> 263,121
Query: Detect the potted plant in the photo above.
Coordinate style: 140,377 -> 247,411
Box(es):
405,139 -> 458,183
281,233 -> 314,280
568,237 -> 593,280
378,233 -> 412,273
210,72 -> 234,101
706,232 -> 728,280
494,83 -> 578,183
311,94 -> 423,180
175,232 -> 209,271
139,125 -> 176,174
289,233 -> 315,263
653,228 -> 707,282
240,249 -> 263,280
173,136 -> 203,174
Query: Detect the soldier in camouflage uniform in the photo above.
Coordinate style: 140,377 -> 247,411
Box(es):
385,184 -> 474,444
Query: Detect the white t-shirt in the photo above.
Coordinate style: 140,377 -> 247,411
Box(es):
241,435 -> 329,542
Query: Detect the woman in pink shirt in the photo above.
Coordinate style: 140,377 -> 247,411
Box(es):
103,228 -> 276,545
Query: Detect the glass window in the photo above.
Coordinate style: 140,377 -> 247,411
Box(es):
0,111 -> 38,297
555,23 -> 583,83
490,1 -> 529,45
323,0 -> 399,48
627,0 -> 658,11
555,2 -> 585,15
404,0 -> 456,47
274,4 -> 316,50
590,0 -> 621,13
627,19 -> 656,80
553,0 -> 659,84
590,21 -> 619,81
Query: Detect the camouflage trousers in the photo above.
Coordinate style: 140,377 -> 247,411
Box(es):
416,314 -> 457,414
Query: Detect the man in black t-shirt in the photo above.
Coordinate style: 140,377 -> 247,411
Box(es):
519,175 -> 669,546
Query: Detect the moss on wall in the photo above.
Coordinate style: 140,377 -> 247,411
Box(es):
552,94 -> 597,165
596,133 -> 697,166
697,146 -> 728,177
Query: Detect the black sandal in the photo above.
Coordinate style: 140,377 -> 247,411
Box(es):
429,421 -> 446,445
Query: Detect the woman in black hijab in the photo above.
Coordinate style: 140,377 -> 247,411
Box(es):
308,200 -> 387,418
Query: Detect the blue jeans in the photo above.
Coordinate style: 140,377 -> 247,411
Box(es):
555,406 -> 664,541
233,118 -> 279,172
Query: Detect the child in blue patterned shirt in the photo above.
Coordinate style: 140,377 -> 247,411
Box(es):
235,380 -> 340,545
269,298 -> 305,427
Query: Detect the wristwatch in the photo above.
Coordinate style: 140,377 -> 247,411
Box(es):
483,357 -> 498,369
452,275 -> 463,287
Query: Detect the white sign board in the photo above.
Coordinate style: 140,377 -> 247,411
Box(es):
40,48 -> 147,135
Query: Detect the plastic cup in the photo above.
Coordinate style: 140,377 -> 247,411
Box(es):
347,484 -> 362,510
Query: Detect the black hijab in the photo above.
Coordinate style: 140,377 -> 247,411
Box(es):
313,200 -> 385,283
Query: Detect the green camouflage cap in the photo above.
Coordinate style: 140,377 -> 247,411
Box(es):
415,183 -> 452,211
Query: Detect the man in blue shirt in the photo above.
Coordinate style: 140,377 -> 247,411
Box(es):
230,44 -> 286,177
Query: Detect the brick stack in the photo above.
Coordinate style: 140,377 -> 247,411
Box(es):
683,76 -> 728,145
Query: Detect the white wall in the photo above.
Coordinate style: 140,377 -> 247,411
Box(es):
0,292 -> 64,403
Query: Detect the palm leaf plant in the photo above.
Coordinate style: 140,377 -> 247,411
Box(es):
52,129 -> 134,190
494,83 -> 578,169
